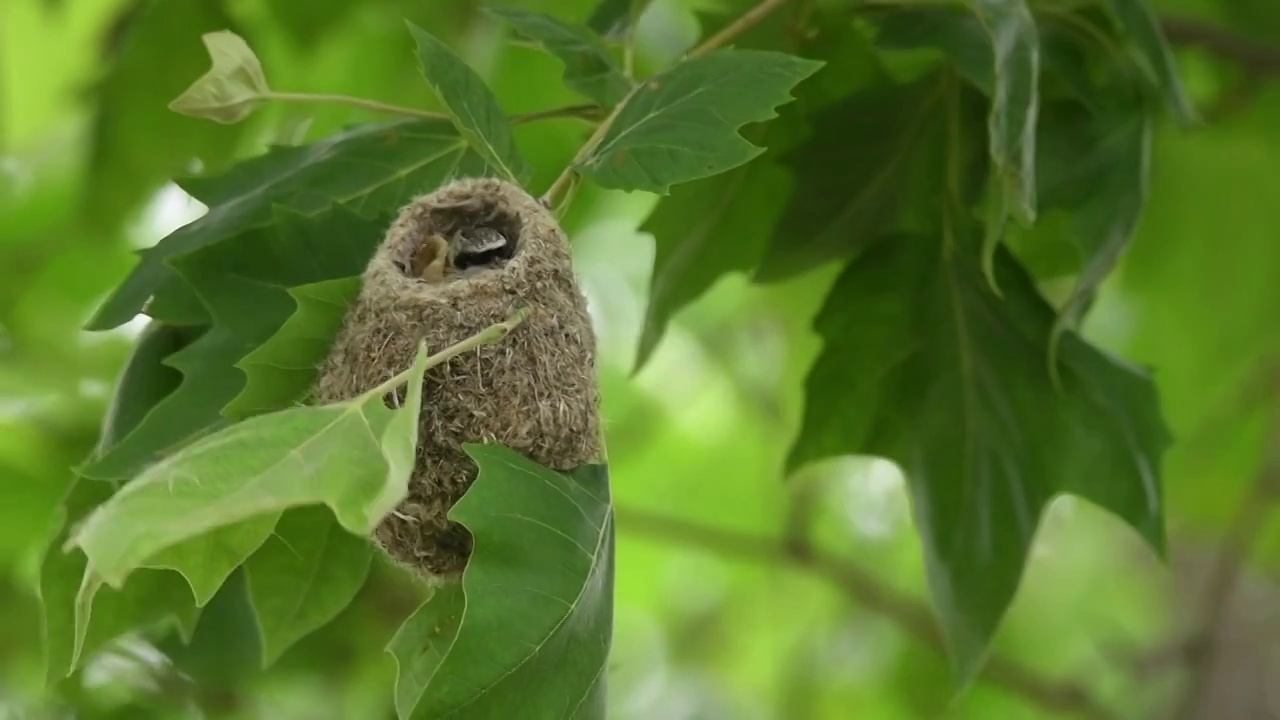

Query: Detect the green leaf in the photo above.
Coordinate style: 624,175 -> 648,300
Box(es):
390,447 -> 613,719
168,30 -> 271,124
788,231 -> 1168,682
635,161 -> 791,372
142,516 -> 281,606
486,6 -> 632,107
406,22 -> 531,186
756,77 -> 945,282
95,321 -> 192,456
85,0 -> 248,226
577,48 -> 824,194
873,7 -> 994,92
88,119 -> 489,331
968,0 -> 1040,282
245,505 -> 374,666
40,479 -> 199,682
1104,0 -> 1197,123
586,0 -> 635,38
874,3 -> 1040,284
388,584 -> 466,719
1034,100 -> 1152,350
224,277 -> 364,419
83,207 -> 387,482
66,343 -> 430,591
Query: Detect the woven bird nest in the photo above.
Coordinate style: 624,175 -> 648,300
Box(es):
314,177 -> 603,579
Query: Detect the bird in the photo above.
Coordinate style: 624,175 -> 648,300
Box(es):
407,225 -> 513,283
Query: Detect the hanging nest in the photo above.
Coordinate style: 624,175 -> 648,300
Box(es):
313,177 -> 603,580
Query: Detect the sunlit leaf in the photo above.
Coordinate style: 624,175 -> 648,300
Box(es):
225,277 -> 364,419
789,230 -> 1168,682
577,48 -> 823,194
390,447 -> 613,719
486,6 -> 632,107
88,119 -> 489,331
406,22 -> 531,185
245,505 -> 373,666
169,30 -> 271,124
40,479 -> 199,682
66,343 -> 430,591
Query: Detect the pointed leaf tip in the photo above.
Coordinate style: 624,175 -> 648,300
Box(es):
169,30 -> 271,124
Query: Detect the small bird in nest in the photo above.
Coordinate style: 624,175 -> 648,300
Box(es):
407,226 -> 513,282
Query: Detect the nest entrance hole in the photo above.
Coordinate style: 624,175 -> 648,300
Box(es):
396,198 -> 523,281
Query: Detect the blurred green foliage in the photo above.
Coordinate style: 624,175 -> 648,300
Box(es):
2,0 -> 1279,718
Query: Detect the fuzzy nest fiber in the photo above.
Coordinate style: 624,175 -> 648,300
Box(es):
314,177 -> 603,579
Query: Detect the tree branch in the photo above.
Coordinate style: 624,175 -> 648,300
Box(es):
1173,396 -> 1280,719
1161,16 -> 1280,77
688,0 -> 793,58
614,506 -> 1121,720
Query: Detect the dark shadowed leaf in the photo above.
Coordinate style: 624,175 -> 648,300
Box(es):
1034,100 -> 1152,348
578,49 -> 824,194
85,0 -> 247,227
407,23 -> 531,185
66,344 -> 430,593
390,447 -> 613,719
245,505 -> 374,666
82,207 -> 387,482
635,161 -> 791,372
486,6 -> 632,107
225,277 -> 364,419
873,7 -> 994,92
874,2 -> 1040,281
968,0 -> 1040,275
88,119 -> 488,331
94,321 -> 192,456
586,0 -> 635,38
788,229 -> 1167,682
756,77 -> 946,282
1104,0 -> 1196,122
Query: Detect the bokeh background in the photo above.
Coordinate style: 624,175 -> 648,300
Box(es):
2,0 -> 1279,718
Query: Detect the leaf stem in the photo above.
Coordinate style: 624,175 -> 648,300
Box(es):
262,91 -> 450,122
261,92 -> 601,126
372,307 -> 532,399
540,94 -> 631,207
422,306 -> 531,370
688,0 -> 794,58
615,506 -> 1121,720
509,103 -> 603,125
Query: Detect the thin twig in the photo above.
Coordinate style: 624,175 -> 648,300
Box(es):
510,103 -> 603,125
614,507 -> 1122,720
263,92 -> 601,126
422,306 -> 531,370
1161,16 -> 1280,77
539,97 -> 628,207
263,91 -> 450,121
1174,399 -> 1280,719
688,0 -> 793,58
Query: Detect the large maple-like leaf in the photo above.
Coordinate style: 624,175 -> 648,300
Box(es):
789,229 -> 1168,681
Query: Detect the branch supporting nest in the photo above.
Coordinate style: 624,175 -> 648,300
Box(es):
614,506 -> 1123,720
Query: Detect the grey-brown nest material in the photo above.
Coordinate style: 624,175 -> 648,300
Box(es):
313,177 -> 603,580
